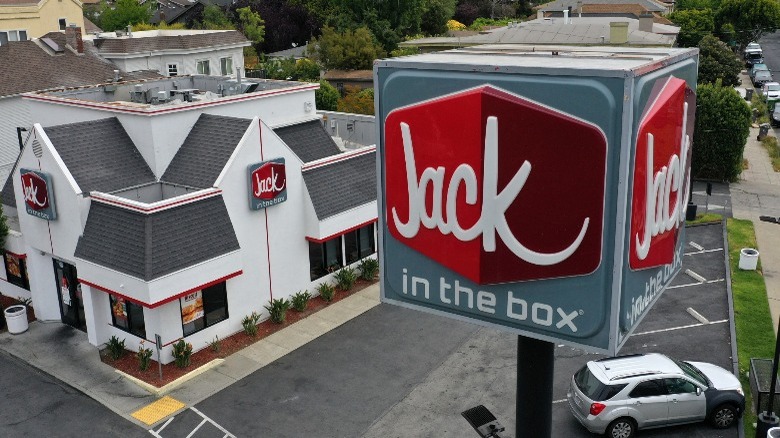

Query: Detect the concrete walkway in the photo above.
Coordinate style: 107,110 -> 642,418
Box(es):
0,284 -> 380,428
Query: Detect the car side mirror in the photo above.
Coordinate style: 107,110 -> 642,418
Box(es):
696,387 -> 702,396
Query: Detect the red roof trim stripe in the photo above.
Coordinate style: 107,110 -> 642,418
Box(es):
305,218 -> 377,243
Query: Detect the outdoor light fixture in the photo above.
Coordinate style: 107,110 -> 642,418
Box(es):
461,405 -> 505,438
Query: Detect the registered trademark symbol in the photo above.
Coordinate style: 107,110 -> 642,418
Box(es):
579,310 -> 584,315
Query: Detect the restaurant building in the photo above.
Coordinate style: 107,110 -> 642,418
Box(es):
0,75 -> 377,363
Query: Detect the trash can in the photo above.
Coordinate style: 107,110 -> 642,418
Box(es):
759,123 -> 771,140
739,248 -> 760,270
4,305 -> 28,334
686,202 -> 698,221
747,88 -> 755,101
769,426 -> 780,438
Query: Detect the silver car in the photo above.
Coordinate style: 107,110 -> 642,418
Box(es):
567,353 -> 744,437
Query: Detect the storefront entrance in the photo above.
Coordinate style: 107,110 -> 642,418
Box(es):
54,260 -> 86,332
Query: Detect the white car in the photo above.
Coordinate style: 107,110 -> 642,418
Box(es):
745,42 -> 762,58
763,82 -> 780,100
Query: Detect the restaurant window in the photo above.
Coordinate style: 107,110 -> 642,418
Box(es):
181,282 -> 228,336
110,294 -> 146,338
197,59 -> 210,75
344,224 -> 376,265
309,236 -> 343,280
3,251 -> 29,290
220,56 -> 233,75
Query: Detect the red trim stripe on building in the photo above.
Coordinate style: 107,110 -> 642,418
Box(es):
78,270 -> 243,309
4,251 -> 27,259
305,218 -> 377,243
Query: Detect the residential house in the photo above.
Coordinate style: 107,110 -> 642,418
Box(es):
151,0 -> 234,28
534,0 -> 671,17
322,70 -> 373,95
88,29 -> 250,77
0,0 -> 84,43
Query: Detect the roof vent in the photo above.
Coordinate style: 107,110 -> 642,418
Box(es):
32,139 -> 43,158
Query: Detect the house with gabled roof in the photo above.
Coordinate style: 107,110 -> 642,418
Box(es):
1,75 -> 377,363
0,0 -> 84,43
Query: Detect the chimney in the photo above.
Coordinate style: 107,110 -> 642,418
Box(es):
638,13 -> 654,33
563,9 -> 569,24
65,24 -> 83,54
609,22 -> 629,45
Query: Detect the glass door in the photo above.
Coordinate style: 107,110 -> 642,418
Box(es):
54,260 -> 86,332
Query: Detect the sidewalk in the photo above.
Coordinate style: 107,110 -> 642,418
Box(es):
730,116 -> 780,332
0,283 -> 381,428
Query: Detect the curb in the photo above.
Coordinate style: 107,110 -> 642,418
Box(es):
723,218 -> 745,438
116,358 -> 225,396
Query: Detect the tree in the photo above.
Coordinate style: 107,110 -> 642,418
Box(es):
264,57 -> 320,81
420,0 -> 458,36
675,0 -> 719,10
99,0 -> 153,32
309,26 -> 385,70
232,0 -> 318,54
200,4 -> 234,30
669,8 -> 714,48
692,81 -> 751,181
337,86 -> 374,115
697,34 -> 742,86
716,0 -> 780,48
236,7 -> 265,45
316,80 -> 339,111
132,22 -> 187,31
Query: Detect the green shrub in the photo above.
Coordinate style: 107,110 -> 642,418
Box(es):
317,282 -> 336,302
172,339 -> 192,368
291,290 -> 312,312
358,258 -> 379,281
106,335 -> 126,360
242,311 -> 262,336
264,298 -> 291,324
208,335 -> 221,353
334,266 -> 357,291
137,343 -> 153,371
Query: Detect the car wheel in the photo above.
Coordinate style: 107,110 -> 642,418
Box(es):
605,417 -> 635,438
710,404 -> 737,429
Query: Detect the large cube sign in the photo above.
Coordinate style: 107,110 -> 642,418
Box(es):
377,49 -> 698,353
385,86 -> 607,285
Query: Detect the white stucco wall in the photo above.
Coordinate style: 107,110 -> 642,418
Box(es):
0,96 -> 31,184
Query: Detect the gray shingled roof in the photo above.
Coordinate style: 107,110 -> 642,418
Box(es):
536,0 -> 666,11
92,30 -> 249,55
302,151 -> 376,220
161,114 -> 251,188
44,118 -> 157,194
75,195 -> 240,281
0,32 -> 161,98
273,120 -> 342,163
1,173 -> 16,209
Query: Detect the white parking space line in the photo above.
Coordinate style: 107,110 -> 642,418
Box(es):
667,278 -> 724,289
686,307 -> 710,325
150,407 -> 236,438
684,248 -> 723,256
632,320 -> 728,336
552,399 -> 567,404
689,241 -> 704,251
685,269 -> 706,283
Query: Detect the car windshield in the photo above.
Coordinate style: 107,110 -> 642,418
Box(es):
758,72 -> 772,79
671,358 -> 709,386
574,365 -> 627,401
769,85 -> 780,92
749,53 -> 764,59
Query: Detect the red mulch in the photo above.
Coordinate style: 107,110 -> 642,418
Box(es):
0,294 -> 37,327
100,279 -> 377,387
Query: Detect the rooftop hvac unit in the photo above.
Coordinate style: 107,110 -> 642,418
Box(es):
129,84 -> 145,103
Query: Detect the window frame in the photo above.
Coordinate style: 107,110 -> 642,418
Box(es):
196,59 -> 211,75
181,282 -> 229,336
220,56 -> 233,76
344,224 -> 376,265
628,379 -> 667,398
58,18 -> 67,31
109,293 -> 146,338
167,63 -> 178,76
0,30 -> 27,45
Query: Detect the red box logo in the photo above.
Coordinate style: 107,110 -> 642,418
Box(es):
21,171 -> 50,210
252,161 -> 286,200
385,85 -> 607,285
629,77 -> 694,270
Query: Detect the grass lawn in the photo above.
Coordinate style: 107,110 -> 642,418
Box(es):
728,218 -> 776,436
687,212 -> 723,226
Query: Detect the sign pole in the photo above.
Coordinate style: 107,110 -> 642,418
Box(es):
155,334 -> 163,382
516,335 -> 554,438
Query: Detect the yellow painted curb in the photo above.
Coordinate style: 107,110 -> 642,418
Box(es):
117,358 -> 225,396
131,395 -> 185,426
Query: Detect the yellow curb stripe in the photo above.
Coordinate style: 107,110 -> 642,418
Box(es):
131,395 -> 185,426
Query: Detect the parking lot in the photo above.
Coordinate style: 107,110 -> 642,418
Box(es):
551,222 -> 738,437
